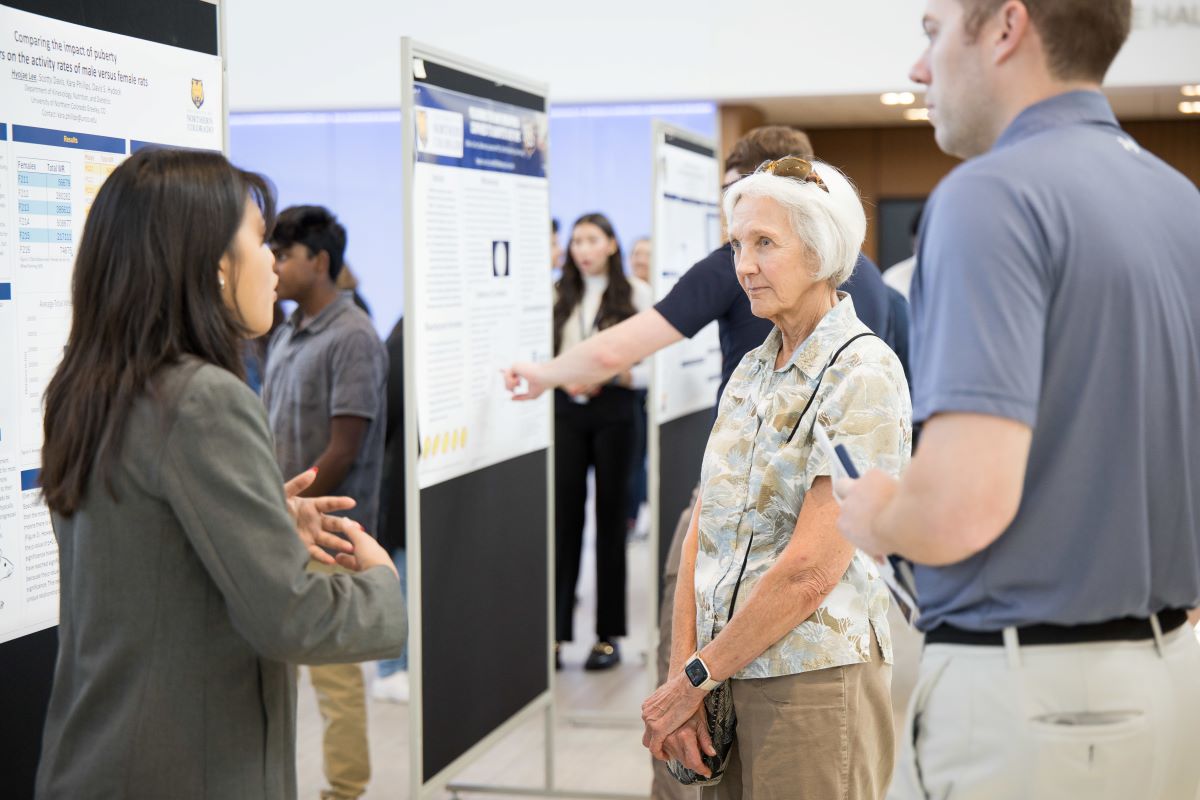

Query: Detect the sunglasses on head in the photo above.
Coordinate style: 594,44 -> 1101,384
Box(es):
755,156 -> 830,193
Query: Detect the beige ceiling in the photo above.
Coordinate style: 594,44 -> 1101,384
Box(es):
742,85 -> 1198,128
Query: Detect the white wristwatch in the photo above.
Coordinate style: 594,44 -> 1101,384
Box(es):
683,652 -> 721,691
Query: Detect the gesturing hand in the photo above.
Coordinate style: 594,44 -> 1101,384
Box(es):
283,469 -> 357,566
501,362 -> 549,401
282,469 -> 397,577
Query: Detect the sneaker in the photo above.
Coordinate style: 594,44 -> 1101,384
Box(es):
372,670 -> 409,704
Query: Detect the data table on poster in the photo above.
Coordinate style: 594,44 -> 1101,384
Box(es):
0,0 -> 223,645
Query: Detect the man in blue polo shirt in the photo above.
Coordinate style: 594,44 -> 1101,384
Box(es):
838,1 -> 1200,797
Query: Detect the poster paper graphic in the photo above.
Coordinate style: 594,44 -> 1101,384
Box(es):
411,81 -> 551,488
0,5 -> 223,643
652,133 -> 722,422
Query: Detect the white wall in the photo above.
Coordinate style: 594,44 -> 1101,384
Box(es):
224,0 -> 1200,111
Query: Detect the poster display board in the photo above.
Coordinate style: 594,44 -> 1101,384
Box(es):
0,0 -> 223,645
409,51 -> 552,490
0,4 -> 225,794
402,39 -> 553,796
650,128 -> 722,425
648,124 -> 722,596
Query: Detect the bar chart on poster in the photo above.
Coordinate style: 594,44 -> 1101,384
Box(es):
0,2 -> 224,646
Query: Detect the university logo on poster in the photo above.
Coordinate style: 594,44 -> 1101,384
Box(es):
191,78 -> 205,109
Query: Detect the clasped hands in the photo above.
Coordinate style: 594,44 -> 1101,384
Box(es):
640,672 -> 719,778
283,469 -> 397,577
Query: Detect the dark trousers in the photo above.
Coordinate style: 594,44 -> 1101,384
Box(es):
627,389 -> 648,521
555,387 -> 635,642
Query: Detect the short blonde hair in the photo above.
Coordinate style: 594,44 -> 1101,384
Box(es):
722,159 -> 866,286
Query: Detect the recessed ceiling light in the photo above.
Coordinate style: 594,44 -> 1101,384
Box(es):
881,92 -> 916,106
904,107 -> 930,121
1179,101 -> 1200,114
1181,85 -> 1200,97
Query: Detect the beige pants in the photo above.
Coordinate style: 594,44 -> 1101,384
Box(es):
306,561 -> 370,800
888,623 -> 1200,800
702,631 -> 894,800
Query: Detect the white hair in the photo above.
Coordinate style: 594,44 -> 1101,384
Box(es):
722,159 -> 866,286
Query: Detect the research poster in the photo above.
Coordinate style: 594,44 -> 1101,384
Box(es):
0,4 -> 223,644
652,130 -> 722,422
410,71 -> 552,489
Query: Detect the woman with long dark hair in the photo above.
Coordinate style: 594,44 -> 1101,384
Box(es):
35,148 -> 404,800
553,213 -> 651,670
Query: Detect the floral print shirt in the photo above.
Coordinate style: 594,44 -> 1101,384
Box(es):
693,295 -> 912,678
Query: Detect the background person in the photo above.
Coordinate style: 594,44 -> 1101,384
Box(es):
265,205 -> 390,800
552,213 -> 652,671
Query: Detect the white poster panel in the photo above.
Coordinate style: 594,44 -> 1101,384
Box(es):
652,127 -> 722,423
0,4 -> 223,644
410,78 -> 551,489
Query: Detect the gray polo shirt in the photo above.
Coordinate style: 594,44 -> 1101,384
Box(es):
910,91 -> 1200,631
263,292 -> 388,532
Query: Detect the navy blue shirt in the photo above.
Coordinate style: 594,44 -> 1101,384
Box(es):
910,91 -> 1200,631
655,245 -> 897,404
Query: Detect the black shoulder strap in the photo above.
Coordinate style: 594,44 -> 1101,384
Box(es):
723,331 -> 878,625
785,332 -> 878,445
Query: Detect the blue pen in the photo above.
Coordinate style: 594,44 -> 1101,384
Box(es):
833,443 -> 860,480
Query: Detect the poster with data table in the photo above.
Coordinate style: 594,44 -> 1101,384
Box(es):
0,1 -> 223,645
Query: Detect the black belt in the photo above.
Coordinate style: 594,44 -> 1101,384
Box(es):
925,608 -> 1190,647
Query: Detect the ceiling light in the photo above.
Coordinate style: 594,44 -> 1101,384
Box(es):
1181,85 -> 1200,97
1179,101 -> 1200,114
904,107 -> 930,121
881,92 -> 916,106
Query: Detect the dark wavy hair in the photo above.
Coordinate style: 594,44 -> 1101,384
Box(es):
553,213 -> 637,354
41,147 -> 275,516
271,204 -> 347,282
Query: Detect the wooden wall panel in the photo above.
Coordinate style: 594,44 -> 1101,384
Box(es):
1124,120 -> 1200,184
763,118 -> 1199,263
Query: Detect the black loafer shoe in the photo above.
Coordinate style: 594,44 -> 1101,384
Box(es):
554,643 -> 563,672
584,640 -> 620,671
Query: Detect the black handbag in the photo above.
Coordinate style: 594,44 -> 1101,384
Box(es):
666,332 -> 877,786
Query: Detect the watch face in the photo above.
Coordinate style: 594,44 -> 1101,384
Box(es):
685,659 -> 707,687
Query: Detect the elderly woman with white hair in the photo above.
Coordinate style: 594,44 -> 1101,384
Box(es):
640,157 -> 911,798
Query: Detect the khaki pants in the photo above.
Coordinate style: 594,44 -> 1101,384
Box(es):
307,561 -> 370,800
888,623 -> 1200,800
702,631 -> 894,800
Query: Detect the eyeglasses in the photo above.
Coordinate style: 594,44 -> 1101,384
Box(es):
755,156 -> 829,193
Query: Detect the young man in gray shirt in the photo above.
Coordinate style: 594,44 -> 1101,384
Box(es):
838,1 -> 1200,798
264,205 -> 388,800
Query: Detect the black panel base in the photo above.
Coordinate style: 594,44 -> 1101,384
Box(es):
0,626 -> 57,799
419,449 -> 549,781
656,409 -> 714,601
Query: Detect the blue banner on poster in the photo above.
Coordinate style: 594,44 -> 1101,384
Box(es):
413,83 -> 547,179
20,468 -> 41,492
13,125 -> 125,154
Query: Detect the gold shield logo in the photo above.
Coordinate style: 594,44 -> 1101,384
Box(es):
191,79 -> 205,109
